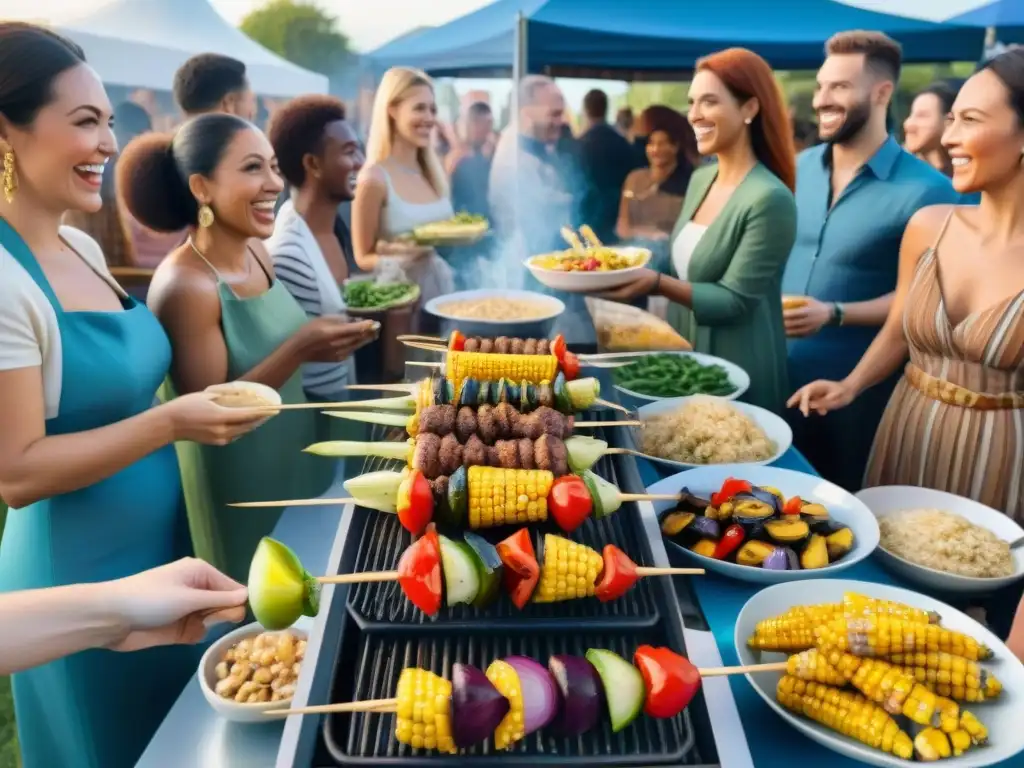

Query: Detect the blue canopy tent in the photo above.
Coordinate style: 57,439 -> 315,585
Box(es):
367,0 -> 986,79
948,0 -> 1024,46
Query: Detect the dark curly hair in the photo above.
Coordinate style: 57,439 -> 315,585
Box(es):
267,95 -> 347,187
173,53 -> 247,115
116,113 -> 252,232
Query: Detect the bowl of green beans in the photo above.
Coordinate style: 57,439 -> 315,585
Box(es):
611,351 -> 749,409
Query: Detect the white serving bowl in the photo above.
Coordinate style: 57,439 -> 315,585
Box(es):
205,380 -> 282,410
524,247 -> 652,291
199,620 -> 310,722
649,465 -> 879,584
632,395 -> 792,470
609,350 -> 750,411
735,579 -> 1024,767
856,485 -> 1024,595
424,289 -> 565,341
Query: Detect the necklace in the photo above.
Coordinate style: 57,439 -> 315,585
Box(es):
187,235 -> 253,280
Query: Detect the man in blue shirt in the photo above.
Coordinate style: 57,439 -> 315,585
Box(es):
782,31 -> 958,492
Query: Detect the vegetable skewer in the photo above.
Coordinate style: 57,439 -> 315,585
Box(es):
231,466 -> 681,534
397,332 -> 639,362
304,434 -> 642,479
246,532 -> 704,628
264,644 -> 788,755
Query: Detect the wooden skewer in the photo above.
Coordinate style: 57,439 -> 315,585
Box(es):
594,398 -> 630,414
266,661 -> 790,717
317,570 -> 399,584
403,340 -> 448,352
634,566 -> 704,576
618,492 -> 680,502
229,498 -> 356,508
576,420 -> 642,428
397,334 -> 444,343
346,383 -> 417,392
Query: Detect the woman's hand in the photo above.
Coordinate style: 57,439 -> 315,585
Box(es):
787,379 -> 856,417
594,268 -> 660,301
105,558 -> 248,652
162,392 -> 269,445
295,316 -> 379,364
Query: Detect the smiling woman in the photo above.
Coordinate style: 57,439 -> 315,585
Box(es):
115,117 -> 357,585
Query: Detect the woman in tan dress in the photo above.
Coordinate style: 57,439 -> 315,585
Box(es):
789,50 -> 1024,522
617,105 -> 700,241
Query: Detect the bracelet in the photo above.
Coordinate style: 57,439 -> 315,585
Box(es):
832,302 -> 845,326
653,272 -> 662,294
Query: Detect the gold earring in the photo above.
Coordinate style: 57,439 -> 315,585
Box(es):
197,204 -> 215,228
2,151 -> 16,204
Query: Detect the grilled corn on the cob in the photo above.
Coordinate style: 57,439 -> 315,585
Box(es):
786,649 -> 847,686
843,592 -> 939,624
447,351 -> 558,393
533,534 -> 603,603
889,650 -> 1002,702
467,466 -> 553,529
747,621 -> 817,653
914,727 -> 953,761
959,710 -> 988,745
394,668 -> 457,753
776,676 -> 914,759
485,660 -> 525,749
814,615 -> 992,661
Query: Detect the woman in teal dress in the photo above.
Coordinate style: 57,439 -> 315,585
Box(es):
0,24 -> 266,768
586,49 -> 797,413
117,114 -> 375,584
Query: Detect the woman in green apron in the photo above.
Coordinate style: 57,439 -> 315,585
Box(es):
0,25 -> 266,767
118,115 -> 372,584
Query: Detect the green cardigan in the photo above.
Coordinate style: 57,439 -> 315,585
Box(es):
665,163 -> 797,413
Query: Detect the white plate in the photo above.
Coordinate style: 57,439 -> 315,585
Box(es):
609,350 -> 750,408
856,486 -> 1024,595
649,465 -> 879,583
631,395 -> 792,470
524,247 -> 652,291
735,579 -> 1024,767
424,289 -> 565,326
199,619 -> 311,722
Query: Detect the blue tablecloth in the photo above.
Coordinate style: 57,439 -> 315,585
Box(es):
637,449 -> 1023,768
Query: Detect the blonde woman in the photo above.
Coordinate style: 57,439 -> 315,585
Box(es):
352,66 -> 455,303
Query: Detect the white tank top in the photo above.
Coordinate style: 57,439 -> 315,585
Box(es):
672,221 -> 708,280
378,166 -> 454,238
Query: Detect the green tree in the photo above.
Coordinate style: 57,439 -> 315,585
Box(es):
240,0 -> 351,76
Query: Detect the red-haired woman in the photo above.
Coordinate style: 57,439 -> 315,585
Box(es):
592,48 -> 796,413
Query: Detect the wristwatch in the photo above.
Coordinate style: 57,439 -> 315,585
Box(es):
828,302 -> 845,327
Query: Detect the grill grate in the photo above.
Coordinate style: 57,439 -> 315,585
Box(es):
347,424 -> 660,632
322,629 -> 701,766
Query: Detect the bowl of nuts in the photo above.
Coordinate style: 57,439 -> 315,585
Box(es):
199,620 -> 309,722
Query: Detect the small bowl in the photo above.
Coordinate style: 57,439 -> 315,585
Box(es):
524,247 -> 652,292
199,621 -> 309,722
424,289 -> 565,340
609,350 -> 750,411
856,485 -> 1024,595
205,381 -> 282,411
631,395 -> 792,470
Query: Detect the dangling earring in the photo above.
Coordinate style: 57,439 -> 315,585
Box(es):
197,204 -> 215,228
2,150 -> 16,204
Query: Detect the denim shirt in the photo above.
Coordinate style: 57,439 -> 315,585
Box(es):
782,136 -> 959,385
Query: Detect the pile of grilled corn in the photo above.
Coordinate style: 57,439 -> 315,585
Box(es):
751,592 -> 996,762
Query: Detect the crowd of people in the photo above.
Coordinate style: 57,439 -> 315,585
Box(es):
0,16 -> 1023,768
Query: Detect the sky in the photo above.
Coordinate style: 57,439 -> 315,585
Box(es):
0,0 -> 995,113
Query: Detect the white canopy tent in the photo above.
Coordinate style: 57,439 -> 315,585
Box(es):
3,0 -> 327,96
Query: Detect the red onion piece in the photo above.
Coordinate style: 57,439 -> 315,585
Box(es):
505,655 -> 558,734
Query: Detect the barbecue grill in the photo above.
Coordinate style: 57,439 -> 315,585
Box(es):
274,371 -> 721,767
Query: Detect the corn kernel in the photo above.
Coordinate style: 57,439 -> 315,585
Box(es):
394,668 -> 457,754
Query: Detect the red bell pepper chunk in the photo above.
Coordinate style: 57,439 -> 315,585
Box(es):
782,495 -> 803,516
549,474 -> 593,533
396,525 -> 443,616
713,524 -> 745,560
395,468 -> 434,535
549,334 -> 567,363
496,529 -> 539,609
448,330 -> 466,351
560,350 -> 581,381
710,477 -> 752,507
633,645 -> 702,719
594,544 -> 638,602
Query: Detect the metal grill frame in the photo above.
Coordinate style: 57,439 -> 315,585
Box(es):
346,424 -> 661,632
